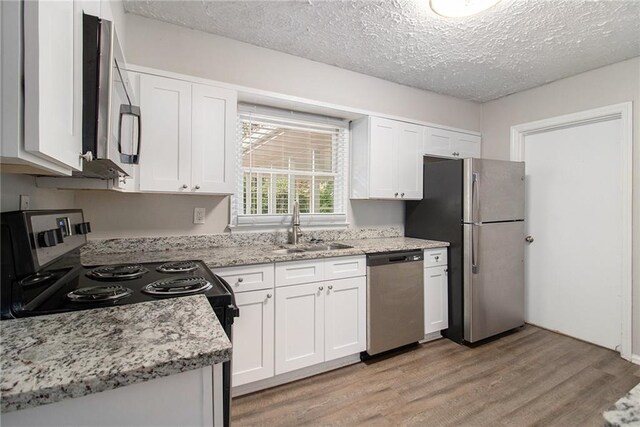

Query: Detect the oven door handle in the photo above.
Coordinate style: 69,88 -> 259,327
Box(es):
118,104 -> 141,164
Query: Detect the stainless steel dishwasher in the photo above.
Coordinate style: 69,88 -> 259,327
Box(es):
365,250 -> 424,357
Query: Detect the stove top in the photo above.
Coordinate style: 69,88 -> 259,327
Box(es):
10,260 -> 232,318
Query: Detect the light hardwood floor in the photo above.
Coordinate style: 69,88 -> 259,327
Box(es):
232,325 -> 640,426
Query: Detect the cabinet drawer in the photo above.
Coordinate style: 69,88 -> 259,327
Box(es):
424,248 -> 448,268
213,264 -> 274,293
275,260 -> 324,287
323,256 -> 366,280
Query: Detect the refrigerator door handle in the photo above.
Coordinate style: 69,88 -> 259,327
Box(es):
472,172 -> 480,224
472,224 -> 479,274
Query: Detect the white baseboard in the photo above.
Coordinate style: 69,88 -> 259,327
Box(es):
419,331 -> 443,344
631,354 -> 640,365
232,354 -> 361,397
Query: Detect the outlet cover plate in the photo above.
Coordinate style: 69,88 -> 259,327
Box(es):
193,207 -> 206,224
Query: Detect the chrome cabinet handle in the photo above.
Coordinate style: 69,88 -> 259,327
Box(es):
182,184 -> 188,189
401,192 -> 405,197
237,277 -> 243,283
328,285 -> 333,290
394,192 -> 399,197
266,293 -> 272,299
434,256 -> 439,261
525,235 -> 534,243
195,185 -> 201,190
318,286 -> 324,291
452,152 -> 460,157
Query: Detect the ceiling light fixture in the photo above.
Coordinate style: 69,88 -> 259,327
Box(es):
430,0 -> 501,18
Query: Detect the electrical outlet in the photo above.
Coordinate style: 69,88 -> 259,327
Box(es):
193,208 -> 206,224
19,195 -> 31,210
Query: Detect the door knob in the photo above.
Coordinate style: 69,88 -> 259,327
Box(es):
525,235 -> 534,243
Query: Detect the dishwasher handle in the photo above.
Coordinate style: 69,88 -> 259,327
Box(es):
367,250 -> 423,267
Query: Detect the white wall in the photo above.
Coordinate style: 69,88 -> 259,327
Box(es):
0,173 -> 75,211
480,56 -> 640,357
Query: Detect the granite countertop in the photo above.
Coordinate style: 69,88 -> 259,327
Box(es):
0,295 -> 231,413
604,383 -> 640,426
81,237 -> 449,268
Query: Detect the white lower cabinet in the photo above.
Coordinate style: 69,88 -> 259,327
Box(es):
232,289 -> 275,387
424,265 -> 449,335
325,276 -> 367,361
275,282 -> 325,375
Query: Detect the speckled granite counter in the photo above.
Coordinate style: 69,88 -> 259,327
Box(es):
81,237 -> 449,268
0,295 -> 231,413
604,383 -> 640,426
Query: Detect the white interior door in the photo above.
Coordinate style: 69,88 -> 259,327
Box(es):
524,118 -> 623,350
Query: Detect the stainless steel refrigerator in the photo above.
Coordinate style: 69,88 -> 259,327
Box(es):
405,158 -> 525,343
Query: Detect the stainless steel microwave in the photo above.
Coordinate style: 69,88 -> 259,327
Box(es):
80,13 -> 140,179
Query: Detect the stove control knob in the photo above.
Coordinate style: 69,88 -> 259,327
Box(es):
38,228 -> 64,248
75,222 -> 92,235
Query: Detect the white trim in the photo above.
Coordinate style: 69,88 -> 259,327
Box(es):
510,102 -> 633,361
125,64 -> 481,137
631,354 -> 640,366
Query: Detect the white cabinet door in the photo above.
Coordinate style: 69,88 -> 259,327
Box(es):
368,117 -> 397,199
424,127 -> 456,158
452,133 -> 481,158
139,75 -> 192,192
233,290 -> 275,387
191,84 -> 237,194
275,282 -> 325,374
325,276 -> 366,361
424,266 -> 449,334
23,0 -> 83,171
396,122 -> 424,200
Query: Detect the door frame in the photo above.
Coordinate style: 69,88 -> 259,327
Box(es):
510,102 -> 633,361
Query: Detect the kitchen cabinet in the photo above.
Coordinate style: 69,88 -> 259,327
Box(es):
424,127 -> 481,159
232,289 -> 275,387
1,0 -> 83,175
424,249 -> 449,335
325,276 -> 366,361
351,116 -> 423,200
2,365 -> 220,427
138,73 -> 237,194
274,256 -> 367,375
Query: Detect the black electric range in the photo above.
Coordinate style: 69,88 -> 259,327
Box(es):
1,209 -> 237,427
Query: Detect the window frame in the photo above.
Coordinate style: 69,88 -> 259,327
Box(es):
230,105 -> 350,231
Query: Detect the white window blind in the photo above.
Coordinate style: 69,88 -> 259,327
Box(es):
233,104 -> 349,228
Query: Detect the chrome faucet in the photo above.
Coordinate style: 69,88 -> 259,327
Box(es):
289,200 -> 302,244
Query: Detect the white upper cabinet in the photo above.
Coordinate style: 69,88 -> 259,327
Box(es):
424,127 -> 481,159
139,74 -> 193,192
350,116 -> 423,200
138,74 -> 237,194
1,0 -> 83,175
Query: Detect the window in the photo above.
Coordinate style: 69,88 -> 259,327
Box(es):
233,105 -> 348,228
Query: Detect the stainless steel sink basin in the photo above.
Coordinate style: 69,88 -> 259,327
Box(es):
303,243 -> 354,251
271,243 -> 354,254
271,248 -> 306,254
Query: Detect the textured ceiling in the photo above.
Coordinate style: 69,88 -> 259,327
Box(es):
123,0 -> 640,102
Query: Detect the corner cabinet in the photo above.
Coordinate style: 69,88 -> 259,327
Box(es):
350,116 -> 423,200
424,127 -> 481,159
138,74 -> 236,194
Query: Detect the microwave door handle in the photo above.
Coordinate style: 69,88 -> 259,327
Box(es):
118,104 -> 141,164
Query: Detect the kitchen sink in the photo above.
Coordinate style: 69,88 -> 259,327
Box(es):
271,243 -> 354,254
271,248 -> 306,254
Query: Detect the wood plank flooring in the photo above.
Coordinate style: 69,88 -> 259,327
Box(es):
232,325 -> 640,426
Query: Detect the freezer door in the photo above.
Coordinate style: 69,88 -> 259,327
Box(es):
463,159 -> 525,223
463,221 -> 525,342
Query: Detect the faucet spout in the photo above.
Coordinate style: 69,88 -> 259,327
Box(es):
290,201 -> 302,244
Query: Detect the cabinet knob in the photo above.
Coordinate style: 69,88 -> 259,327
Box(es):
237,277 -> 244,283
435,256 -> 439,261
445,268 -> 448,273
182,184 -> 188,189
266,293 -> 272,299
328,285 -> 333,290
318,286 -> 324,291
401,192 -> 405,197
394,192 -> 399,197
195,185 -> 201,190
